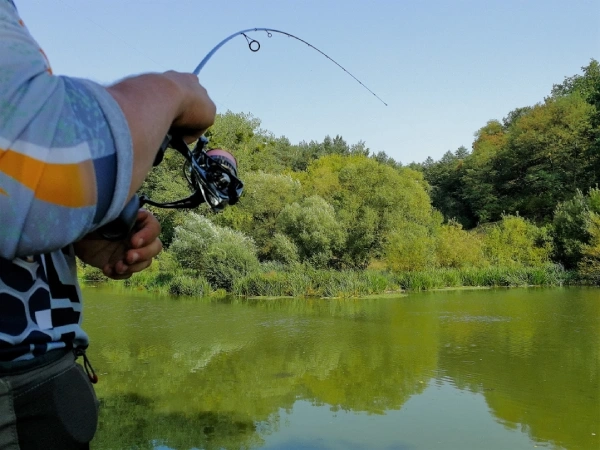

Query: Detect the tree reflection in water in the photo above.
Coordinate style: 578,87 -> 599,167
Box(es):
84,287 -> 599,450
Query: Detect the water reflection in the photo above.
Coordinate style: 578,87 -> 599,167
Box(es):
83,287 -> 599,450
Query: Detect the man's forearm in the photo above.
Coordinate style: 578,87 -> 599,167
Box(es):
106,73 -> 185,199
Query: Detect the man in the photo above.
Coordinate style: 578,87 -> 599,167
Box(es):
0,1 -> 217,448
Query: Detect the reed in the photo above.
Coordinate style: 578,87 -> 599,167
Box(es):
81,261 -> 568,298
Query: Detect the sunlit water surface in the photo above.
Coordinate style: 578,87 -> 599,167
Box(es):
82,287 -> 599,450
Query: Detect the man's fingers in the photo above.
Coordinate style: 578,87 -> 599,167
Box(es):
105,257 -> 153,278
102,263 -> 131,279
126,238 -> 162,265
130,209 -> 161,248
124,259 -> 153,274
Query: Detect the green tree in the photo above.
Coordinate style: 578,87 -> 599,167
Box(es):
205,111 -> 281,172
461,120 -> 506,224
482,215 -> 553,267
421,147 -> 473,227
298,155 -> 435,268
578,212 -> 600,284
211,171 -> 302,260
493,95 -> 595,221
553,187 -> 600,269
383,220 -> 437,272
435,220 -> 486,268
276,196 -> 346,268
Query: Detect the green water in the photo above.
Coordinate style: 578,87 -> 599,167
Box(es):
83,287 -> 599,450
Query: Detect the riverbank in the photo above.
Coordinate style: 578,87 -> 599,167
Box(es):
79,263 -> 578,299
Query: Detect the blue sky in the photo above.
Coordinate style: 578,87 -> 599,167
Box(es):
17,0 -> 599,164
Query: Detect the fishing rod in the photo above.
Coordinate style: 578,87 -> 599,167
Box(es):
98,28 -> 385,240
194,27 -> 387,106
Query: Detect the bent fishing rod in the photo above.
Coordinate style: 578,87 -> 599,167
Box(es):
98,28 -> 386,240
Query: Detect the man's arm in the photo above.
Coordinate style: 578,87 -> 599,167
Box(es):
0,1 -> 215,259
106,71 -> 215,199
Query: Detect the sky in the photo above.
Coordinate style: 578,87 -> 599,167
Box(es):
16,0 -> 600,164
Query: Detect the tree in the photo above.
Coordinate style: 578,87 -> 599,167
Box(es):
482,215 -> 553,267
553,187 -> 600,269
211,172 -> 302,260
298,155 -> 436,268
205,111 -> 280,172
578,212 -> 600,284
460,121 -> 506,224
421,147 -> 473,227
276,196 -> 346,268
493,95 -> 595,221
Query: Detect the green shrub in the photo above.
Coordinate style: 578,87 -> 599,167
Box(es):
78,262 -> 106,282
578,212 -> 600,284
482,215 -> 553,267
383,221 -> 436,272
267,233 -> 300,265
435,220 -> 487,269
276,196 -> 346,268
168,275 -> 212,297
170,214 -> 260,291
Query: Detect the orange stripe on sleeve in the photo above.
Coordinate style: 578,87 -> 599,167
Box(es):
0,148 -> 96,208
38,48 -> 52,74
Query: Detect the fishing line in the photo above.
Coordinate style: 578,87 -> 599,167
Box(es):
193,28 -> 388,106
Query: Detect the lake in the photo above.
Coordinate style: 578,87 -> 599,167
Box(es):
82,286 -> 599,450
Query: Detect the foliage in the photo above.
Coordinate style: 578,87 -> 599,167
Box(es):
211,171 -> 302,259
577,212 -> 600,284
493,94 -> 595,221
276,196 -> 346,268
266,232 -> 300,265
170,214 -> 260,291
418,60 -> 600,226
298,154 -> 434,268
434,220 -> 486,269
383,221 -> 437,272
421,147 -> 473,227
552,187 -> 600,268
482,215 -> 553,267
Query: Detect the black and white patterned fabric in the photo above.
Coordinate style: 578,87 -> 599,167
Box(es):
0,249 -> 88,361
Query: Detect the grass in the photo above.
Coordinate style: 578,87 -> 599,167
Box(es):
80,261 -> 571,299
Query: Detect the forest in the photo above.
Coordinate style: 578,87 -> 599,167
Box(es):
80,59 -> 600,297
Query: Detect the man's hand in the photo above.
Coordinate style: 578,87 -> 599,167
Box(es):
74,209 -> 163,280
107,71 -> 216,199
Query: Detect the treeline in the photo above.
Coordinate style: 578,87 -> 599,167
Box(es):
414,59 -> 600,277
80,60 -> 600,295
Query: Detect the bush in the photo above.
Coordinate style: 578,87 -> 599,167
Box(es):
482,215 -> 553,267
267,233 -> 300,265
435,220 -> 486,269
383,221 -> 436,272
170,214 -> 260,291
78,262 -> 106,282
276,196 -> 346,268
168,275 -> 212,297
578,212 -> 600,284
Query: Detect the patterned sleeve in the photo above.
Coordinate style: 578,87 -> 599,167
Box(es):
0,0 -> 133,259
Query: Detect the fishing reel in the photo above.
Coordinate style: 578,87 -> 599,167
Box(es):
97,135 -> 243,241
